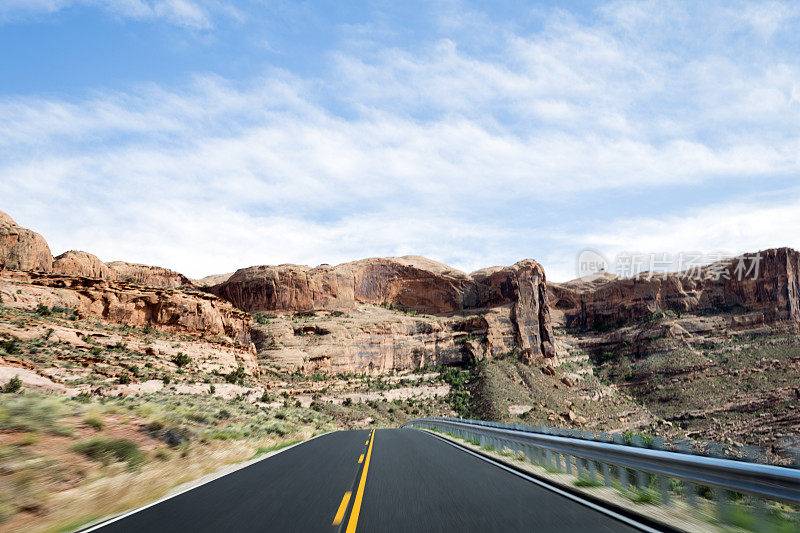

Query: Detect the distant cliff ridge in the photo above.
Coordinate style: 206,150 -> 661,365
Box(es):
548,248 -> 800,330
210,256 -> 556,362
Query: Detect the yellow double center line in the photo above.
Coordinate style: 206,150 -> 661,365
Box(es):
337,429 -> 375,532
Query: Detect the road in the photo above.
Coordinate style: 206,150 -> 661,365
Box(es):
90,429 -> 646,532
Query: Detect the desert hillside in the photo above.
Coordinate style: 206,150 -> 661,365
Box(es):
2,209 -> 800,529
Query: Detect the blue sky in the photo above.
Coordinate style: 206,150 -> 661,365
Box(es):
1,0 -> 799,281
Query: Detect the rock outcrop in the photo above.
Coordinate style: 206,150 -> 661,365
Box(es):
106,261 -> 190,287
0,270 -> 253,351
192,272 -> 234,287
549,248 -> 800,330
471,260 -> 555,361
0,210 -> 193,289
213,256 -> 475,314
0,210 -> 53,272
212,256 -> 556,366
53,250 -> 115,279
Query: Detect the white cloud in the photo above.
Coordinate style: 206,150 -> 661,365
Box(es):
0,0 -> 224,28
2,1 -> 800,281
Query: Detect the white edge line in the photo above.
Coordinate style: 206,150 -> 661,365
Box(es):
77,432 -> 332,533
422,430 -> 665,533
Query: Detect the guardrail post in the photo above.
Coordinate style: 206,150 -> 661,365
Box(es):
658,476 -> 671,506
555,452 -> 563,473
565,454 -> 572,475
576,457 -> 585,479
619,466 -> 629,492
677,440 -> 697,509
601,462 -> 611,487
588,460 -> 597,484
523,444 -> 534,464
715,487 -> 730,525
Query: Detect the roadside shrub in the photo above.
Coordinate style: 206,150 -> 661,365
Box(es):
34,304 -> 51,316
71,437 -> 144,468
2,375 -> 22,393
0,394 -> 64,433
264,420 -> 290,436
19,432 -> 38,446
84,415 -> 104,429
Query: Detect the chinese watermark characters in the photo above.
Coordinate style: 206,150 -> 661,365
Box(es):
576,250 -> 762,282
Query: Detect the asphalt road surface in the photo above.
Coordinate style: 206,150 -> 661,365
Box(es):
90,428 -> 646,532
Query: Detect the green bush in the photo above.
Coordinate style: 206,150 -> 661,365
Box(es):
34,304 -> 51,316
84,415 -> 104,429
0,394 -> 65,433
225,366 -> 246,385
0,338 -> 20,355
117,374 -> 131,385
71,437 -> 144,468
172,352 -> 191,368
2,375 -> 22,393
264,420 -> 290,436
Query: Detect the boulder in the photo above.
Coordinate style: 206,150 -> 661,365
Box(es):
0,210 -> 53,272
53,250 -> 115,279
106,261 -> 191,287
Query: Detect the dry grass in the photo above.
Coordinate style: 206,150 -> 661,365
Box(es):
11,432 -> 314,533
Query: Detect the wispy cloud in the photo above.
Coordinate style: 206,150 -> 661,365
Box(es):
0,0 -> 236,28
1,1 -> 800,280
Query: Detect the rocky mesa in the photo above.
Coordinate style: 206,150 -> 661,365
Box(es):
549,248 -> 800,331
0,210 -> 257,376
208,256 -> 555,374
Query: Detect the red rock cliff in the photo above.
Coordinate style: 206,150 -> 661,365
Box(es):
211,255 -> 556,359
105,261 -> 190,287
0,270 -> 253,348
0,210 -> 53,272
549,248 -> 800,329
53,250 -> 115,279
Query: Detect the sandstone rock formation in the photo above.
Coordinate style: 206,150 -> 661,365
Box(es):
0,210 -> 53,272
212,256 -> 556,367
106,261 -> 190,287
213,256 -> 476,314
53,250 -> 115,279
192,272 -> 234,287
548,248 -> 800,330
0,270 -> 254,355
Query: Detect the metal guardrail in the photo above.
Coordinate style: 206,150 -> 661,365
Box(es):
403,417 -> 800,526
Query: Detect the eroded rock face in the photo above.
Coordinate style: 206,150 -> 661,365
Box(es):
472,260 -> 556,360
0,210 -> 53,272
106,261 -> 190,287
213,256 -> 477,314
53,250 -> 115,279
0,271 -> 256,373
549,248 -> 800,330
252,304 -> 537,374
213,256 -> 556,367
